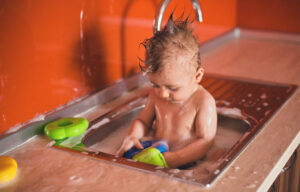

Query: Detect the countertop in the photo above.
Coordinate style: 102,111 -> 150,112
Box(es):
1,29 -> 300,192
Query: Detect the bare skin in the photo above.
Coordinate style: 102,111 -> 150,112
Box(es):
117,60 -> 217,168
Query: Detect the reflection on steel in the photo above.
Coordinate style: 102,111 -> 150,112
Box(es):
0,74 -> 149,154
154,0 -> 203,33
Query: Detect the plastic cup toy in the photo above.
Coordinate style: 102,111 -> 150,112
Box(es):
0,156 -> 17,183
124,139 -> 169,168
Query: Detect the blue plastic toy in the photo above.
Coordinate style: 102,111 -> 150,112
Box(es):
124,139 -> 168,159
123,139 -> 169,167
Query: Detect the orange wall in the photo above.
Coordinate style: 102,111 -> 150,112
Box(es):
0,0 -> 237,134
237,0 -> 300,33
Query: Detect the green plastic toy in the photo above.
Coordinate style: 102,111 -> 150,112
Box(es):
133,147 -> 168,168
44,117 -> 89,140
55,138 -> 86,151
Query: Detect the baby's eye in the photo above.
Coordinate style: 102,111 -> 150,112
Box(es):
151,83 -> 160,88
168,87 -> 179,92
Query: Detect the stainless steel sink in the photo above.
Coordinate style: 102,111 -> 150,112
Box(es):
46,72 -> 296,188
81,97 -> 250,187
0,71 -> 296,188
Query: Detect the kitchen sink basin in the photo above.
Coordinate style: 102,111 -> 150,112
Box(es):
81,97 -> 250,186
47,73 -> 296,187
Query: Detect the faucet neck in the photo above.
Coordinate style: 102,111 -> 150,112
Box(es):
153,0 -> 203,34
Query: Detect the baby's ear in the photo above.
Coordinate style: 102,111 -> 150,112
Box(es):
195,67 -> 204,83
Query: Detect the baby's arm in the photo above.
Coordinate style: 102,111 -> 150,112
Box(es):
117,91 -> 155,155
164,95 -> 217,168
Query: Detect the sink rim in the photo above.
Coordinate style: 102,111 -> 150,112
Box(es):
51,72 -> 297,188
79,96 -> 251,187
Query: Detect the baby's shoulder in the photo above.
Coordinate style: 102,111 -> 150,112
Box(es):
193,86 -> 216,109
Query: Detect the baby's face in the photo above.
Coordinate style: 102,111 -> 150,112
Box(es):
148,64 -> 203,103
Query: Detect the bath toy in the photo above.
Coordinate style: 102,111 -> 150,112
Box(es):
0,156 -> 17,183
133,148 -> 168,168
44,117 -> 89,140
124,139 -> 168,167
55,137 -> 86,151
124,139 -> 168,159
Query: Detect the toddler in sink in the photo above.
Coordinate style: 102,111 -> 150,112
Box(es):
117,14 -> 217,168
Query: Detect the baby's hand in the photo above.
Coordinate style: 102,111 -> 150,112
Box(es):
117,136 -> 144,156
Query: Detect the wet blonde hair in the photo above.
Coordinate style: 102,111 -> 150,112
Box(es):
139,13 -> 201,73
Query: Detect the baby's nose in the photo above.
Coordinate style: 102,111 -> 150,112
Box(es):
159,87 -> 169,99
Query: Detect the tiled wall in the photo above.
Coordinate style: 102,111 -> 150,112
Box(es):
0,0 -> 237,133
237,0 -> 300,33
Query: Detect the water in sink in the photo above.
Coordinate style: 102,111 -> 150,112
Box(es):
82,105 -> 249,183
87,115 -> 248,157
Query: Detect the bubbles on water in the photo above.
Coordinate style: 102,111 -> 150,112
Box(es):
214,169 -> 220,175
248,93 -> 252,97
168,169 -> 181,174
155,166 -> 164,170
126,159 -> 137,163
264,110 -> 271,116
216,107 -> 244,119
46,141 -> 56,147
69,175 -> 83,183
260,93 -> 267,99
168,174 -> 174,178
155,170 -> 169,177
256,107 -> 261,111
262,102 -> 269,107
233,166 -> 240,172
216,100 -> 231,106
183,170 -> 193,177
246,183 -> 256,189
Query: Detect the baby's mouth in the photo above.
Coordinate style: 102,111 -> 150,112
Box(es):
167,98 -> 183,104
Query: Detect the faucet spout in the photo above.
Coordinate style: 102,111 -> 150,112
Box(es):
191,0 -> 203,22
153,0 -> 203,33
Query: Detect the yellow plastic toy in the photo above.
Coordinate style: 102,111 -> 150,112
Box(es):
0,156 -> 17,183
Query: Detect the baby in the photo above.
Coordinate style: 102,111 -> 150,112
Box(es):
118,14 -> 217,168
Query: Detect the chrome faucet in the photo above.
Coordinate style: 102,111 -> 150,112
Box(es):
153,0 -> 203,33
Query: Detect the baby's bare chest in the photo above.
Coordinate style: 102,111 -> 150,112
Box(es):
154,101 -> 198,135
